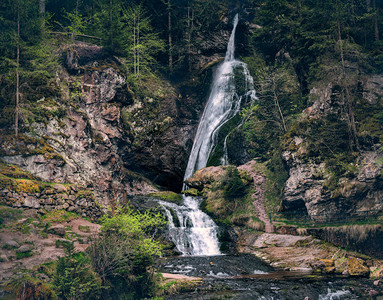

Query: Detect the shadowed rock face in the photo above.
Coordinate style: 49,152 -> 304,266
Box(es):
281,74 -> 383,218
306,225 -> 383,259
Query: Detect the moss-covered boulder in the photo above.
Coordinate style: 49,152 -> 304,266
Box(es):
184,166 -> 226,190
348,257 -> 370,277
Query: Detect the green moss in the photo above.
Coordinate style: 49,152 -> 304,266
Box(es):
55,239 -> 72,248
150,191 -> 182,204
6,273 -> 57,299
0,173 -> 51,194
0,205 -> 22,221
0,163 -> 37,180
181,188 -> 200,197
16,250 -> 33,259
78,225 -> 90,233
75,190 -> 95,200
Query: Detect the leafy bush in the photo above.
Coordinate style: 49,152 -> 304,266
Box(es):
221,166 -> 248,200
16,250 -> 33,260
87,207 -> 166,299
54,243 -> 102,300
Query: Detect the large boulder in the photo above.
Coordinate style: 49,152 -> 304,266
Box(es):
184,166 -> 226,190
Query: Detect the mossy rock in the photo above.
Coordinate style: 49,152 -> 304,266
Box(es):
0,174 -> 48,194
181,188 -> 200,197
150,191 -> 182,204
0,163 -> 37,180
75,190 -> 95,200
348,257 -> 370,277
78,225 -> 90,233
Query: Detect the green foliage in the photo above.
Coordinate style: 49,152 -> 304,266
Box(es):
78,225 -> 90,233
221,166 -> 248,200
100,207 -> 165,257
16,250 -> 33,259
7,275 -> 56,300
121,4 -> 165,80
54,244 -> 102,300
87,207 -> 166,299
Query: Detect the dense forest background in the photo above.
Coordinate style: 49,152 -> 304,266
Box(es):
1,0 -> 382,131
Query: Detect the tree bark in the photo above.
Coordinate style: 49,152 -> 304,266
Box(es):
272,77 -> 286,134
39,0 -> 45,32
110,0 -> 113,49
337,21 -> 345,70
373,0 -> 380,41
15,4 -> 20,138
168,1 -> 173,73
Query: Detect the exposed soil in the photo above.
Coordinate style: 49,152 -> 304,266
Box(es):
0,208 -> 100,284
238,160 -> 274,233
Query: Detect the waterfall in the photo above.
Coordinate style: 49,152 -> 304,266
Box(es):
183,14 -> 257,181
162,14 -> 257,256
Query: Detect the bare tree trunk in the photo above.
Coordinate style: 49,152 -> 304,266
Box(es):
168,1 -> 173,73
272,77 -> 286,133
337,21 -> 345,70
15,5 -> 20,138
110,0 -> 113,49
39,0 -> 45,32
373,0 -> 380,41
133,17 -> 136,75
137,13 -> 140,79
344,87 -> 360,151
187,6 -> 194,72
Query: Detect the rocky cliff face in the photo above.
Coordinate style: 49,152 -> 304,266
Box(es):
281,71 -> 383,217
1,44 -> 158,206
0,27 -> 232,204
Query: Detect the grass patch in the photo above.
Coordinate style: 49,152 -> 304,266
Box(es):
55,239 -> 72,248
0,205 -> 22,224
78,225 -> 90,233
75,190 -> 95,200
16,250 -> 33,260
42,210 -> 80,223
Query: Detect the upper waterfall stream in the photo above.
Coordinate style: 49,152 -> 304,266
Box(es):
162,14 -> 257,256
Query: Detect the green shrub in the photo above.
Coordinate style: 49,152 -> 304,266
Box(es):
54,243 -> 102,300
87,207 -> 166,299
16,250 -> 33,259
221,166 -> 248,200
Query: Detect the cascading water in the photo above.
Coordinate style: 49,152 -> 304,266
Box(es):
160,196 -> 220,256
161,14 -> 257,256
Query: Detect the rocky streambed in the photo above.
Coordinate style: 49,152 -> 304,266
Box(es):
157,227 -> 383,299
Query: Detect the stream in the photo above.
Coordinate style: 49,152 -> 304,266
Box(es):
158,254 -> 379,300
